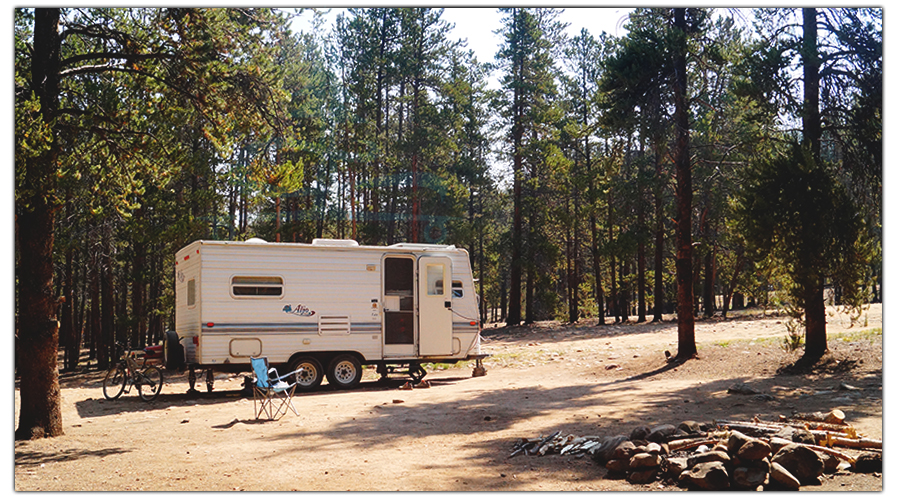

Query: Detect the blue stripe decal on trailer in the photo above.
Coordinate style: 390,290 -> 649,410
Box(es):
201,322 -> 381,335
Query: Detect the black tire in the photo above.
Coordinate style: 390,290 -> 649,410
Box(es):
326,355 -> 363,390
289,357 -> 324,391
205,368 -> 214,393
137,366 -> 164,402
136,366 -> 163,401
165,331 -> 185,370
103,365 -> 127,400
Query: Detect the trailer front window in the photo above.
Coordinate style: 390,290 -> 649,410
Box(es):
231,276 -> 284,297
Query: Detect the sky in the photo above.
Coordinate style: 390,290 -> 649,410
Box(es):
291,6 -> 634,69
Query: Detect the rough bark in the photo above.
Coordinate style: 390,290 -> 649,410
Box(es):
16,7 -> 64,440
653,150 -> 665,322
591,215 -> 606,325
672,8 -> 696,360
800,7 -> 828,362
506,12 -> 524,326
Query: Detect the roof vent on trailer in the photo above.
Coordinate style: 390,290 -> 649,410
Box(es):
312,239 -> 359,247
245,237 -> 268,244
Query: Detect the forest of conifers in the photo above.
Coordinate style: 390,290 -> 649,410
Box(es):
15,7 -> 881,378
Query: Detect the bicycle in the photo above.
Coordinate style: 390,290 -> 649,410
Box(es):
102,342 -> 164,402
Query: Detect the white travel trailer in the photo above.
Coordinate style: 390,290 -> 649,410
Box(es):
167,238 -> 487,392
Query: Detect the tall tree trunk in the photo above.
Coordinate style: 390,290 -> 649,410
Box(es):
375,9 -> 388,241
803,281 -> 828,359
525,262 -> 535,325
607,188 -> 619,323
721,250 -> 745,319
478,194 -> 486,324
566,188 -> 579,323
620,257 -> 630,321
637,157 -> 647,323
571,189 -> 581,324
590,215 -> 605,325
506,98 -> 524,324
101,229 -> 115,369
16,7 -> 64,440
387,170 -> 400,245
802,8 -> 822,163
637,241 -> 647,322
148,251 -> 161,346
703,246 -> 716,318
132,219 -> 146,348
74,257 -> 86,365
89,247 -> 101,363
673,8 -> 696,360
275,196 -> 282,242
653,150 -> 665,322
506,8 -> 524,326
525,182 -> 537,325
117,259 -> 129,349
500,267 -> 508,323
349,157 -> 358,241
411,151 -> 420,242
228,174 -> 237,239
801,7 -> 827,362
61,243 -> 76,372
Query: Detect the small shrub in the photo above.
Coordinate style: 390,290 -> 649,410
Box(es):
781,307 -> 805,353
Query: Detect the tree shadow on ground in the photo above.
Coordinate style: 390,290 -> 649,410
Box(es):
73,388 -> 251,419
481,320 -> 679,344
14,446 -> 130,467
480,312 -> 790,348
72,373 -> 460,419
241,355 -> 880,490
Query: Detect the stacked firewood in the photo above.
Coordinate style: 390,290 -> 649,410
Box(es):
508,410 -> 881,491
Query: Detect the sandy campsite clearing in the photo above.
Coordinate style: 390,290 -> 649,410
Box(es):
15,304 -> 882,491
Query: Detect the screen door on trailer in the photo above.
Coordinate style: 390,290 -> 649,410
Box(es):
418,256 -> 453,356
383,256 -> 416,358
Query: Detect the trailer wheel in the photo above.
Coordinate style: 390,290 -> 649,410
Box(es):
326,355 -> 362,390
289,357 -> 323,391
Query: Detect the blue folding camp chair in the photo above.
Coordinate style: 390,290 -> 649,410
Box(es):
250,357 -> 300,420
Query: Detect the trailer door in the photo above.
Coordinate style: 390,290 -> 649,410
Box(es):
383,255 -> 417,358
418,256 -> 453,356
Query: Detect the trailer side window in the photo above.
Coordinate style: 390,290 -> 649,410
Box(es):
452,280 -> 464,298
187,279 -> 196,306
231,276 -> 284,297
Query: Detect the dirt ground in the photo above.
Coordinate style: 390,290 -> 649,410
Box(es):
14,304 -> 883,492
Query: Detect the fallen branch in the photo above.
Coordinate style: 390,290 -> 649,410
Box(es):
509,431 -> 561,458
508,438 -> 539,458
715,420 -> 784,437
791,421 -> 858,435
535,431 -> 562,456
788,409 -> 845,425
822,435 -> 882,450
718,420 -> 881,451
667,438 -> 722,453
719,418 -> 857,437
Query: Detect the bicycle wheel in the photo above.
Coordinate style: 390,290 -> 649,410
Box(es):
137,366 -> 164,402
102,365 -> 127,400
